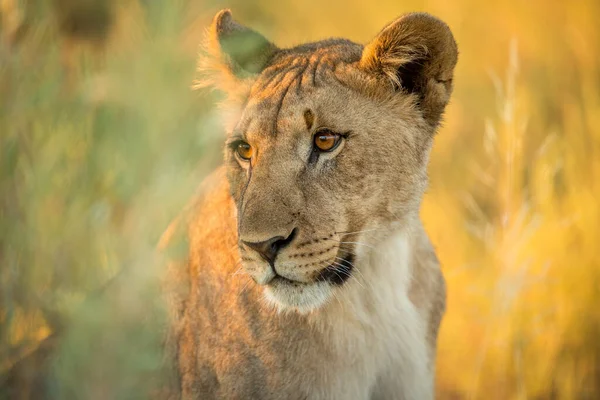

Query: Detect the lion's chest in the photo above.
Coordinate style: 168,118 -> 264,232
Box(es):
186,232 -> 427,399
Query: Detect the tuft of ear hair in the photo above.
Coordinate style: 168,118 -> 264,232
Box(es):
360,13 -> 458,126
194,9 -> 278,97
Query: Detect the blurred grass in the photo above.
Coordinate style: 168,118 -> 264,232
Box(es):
1,0 -> 599,398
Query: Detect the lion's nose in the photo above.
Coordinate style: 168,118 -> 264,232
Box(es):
242,228 -> 297,265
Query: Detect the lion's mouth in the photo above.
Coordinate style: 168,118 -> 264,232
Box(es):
268,253 -> 355,287
261,248 -> 357,313
271,274 -> 301,286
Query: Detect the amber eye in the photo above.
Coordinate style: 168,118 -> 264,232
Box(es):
235,141 -> 253,161
313,130 -> 341,152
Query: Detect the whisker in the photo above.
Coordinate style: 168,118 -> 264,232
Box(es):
335,256 -> 354,267
334,256 -> 362,280
327,264 -> 357,293
331,261 -> 351,275
332,261 -> 365,290
351,274 -> 369,293
334,225 -> 403,237
334,244 -> 358,254
334,260 -> 367,288
334,243 -> 375,263
325,239 -> 376,250
334,227 -> 385,236
334,256 -> 375,293
333,245 -> 362,261
239,277 -> 252,295
336,281 -> 360,320
331,287 -> 344,309
258,292 -> 275,313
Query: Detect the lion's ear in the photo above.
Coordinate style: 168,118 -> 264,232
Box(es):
360,13 -> 458,126
196,9 -> 278,95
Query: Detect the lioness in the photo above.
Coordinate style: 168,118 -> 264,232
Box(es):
163,9 -> 457,400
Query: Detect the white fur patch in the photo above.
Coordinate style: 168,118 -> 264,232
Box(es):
309,229 -> 433,400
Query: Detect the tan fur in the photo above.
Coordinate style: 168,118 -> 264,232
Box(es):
163,9 -> 457,399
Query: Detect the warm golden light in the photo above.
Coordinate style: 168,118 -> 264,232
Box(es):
1,0 -> 598,398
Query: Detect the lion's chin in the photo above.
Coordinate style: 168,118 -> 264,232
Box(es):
263,279 -> 332,314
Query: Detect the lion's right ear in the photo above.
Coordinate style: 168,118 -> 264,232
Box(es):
195,9 -> 278,96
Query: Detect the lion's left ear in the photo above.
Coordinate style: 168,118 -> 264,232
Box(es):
360,13 -> 458,126
196,10 -> 278,97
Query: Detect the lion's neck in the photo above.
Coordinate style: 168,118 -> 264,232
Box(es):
303,225 -> 428,390
314,225 -> 417,329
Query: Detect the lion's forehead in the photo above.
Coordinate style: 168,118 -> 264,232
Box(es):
245,42 -> 360,104
240,50 -> 365,140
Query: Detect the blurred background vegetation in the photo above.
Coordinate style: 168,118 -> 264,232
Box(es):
0,0 -> 598,398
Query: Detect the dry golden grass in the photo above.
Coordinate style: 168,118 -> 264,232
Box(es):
1,0 -> 598,398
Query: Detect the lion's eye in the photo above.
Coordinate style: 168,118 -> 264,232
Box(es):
313,130 -> 341,152
235,141 -> 253,161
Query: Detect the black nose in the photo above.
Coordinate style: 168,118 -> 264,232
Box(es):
242,229 -> 297,265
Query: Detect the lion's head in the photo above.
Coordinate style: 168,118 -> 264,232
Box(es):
198,9 -> 457,313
